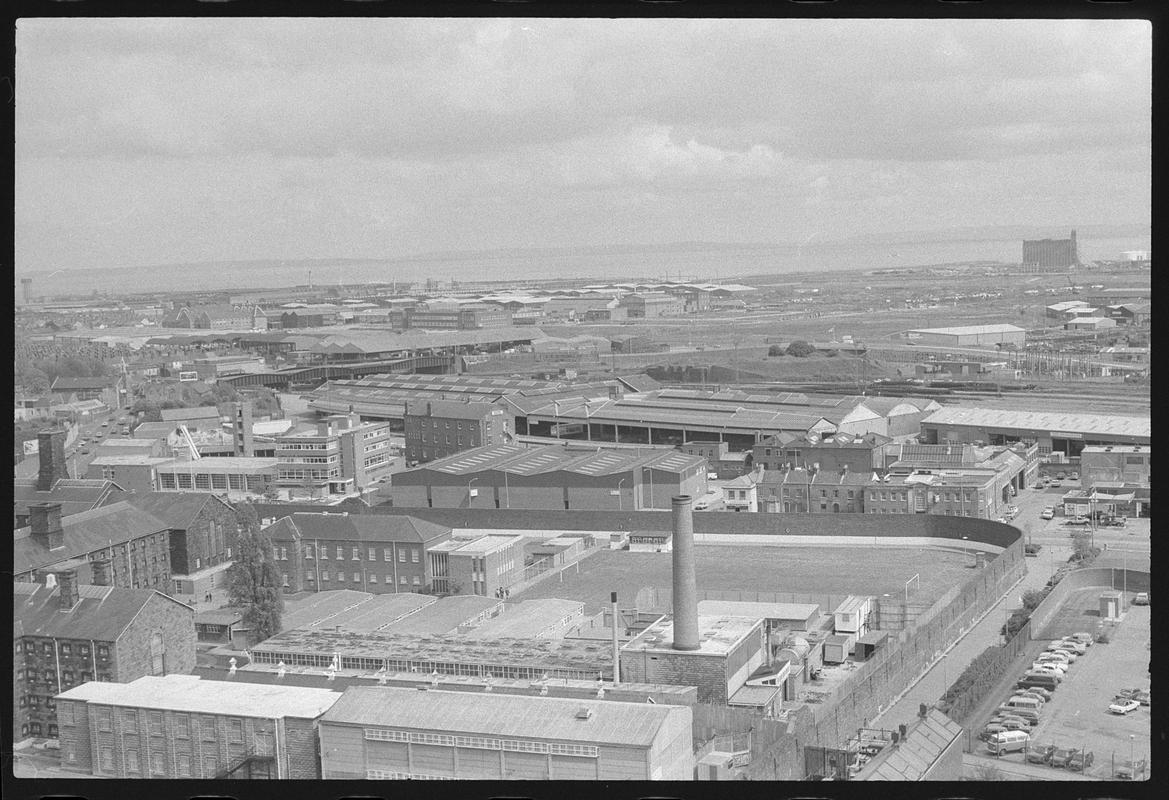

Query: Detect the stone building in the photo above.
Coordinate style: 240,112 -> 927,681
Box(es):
13,561 -> 196,742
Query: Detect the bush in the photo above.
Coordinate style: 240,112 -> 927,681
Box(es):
937,645 -> 1017,724
785,340 -> 816,358
767,345 -> 785,357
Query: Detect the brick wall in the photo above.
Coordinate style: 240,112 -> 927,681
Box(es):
15,637 -> 110,740
113,595 -> 196,682
622,651 -> 729,704
282,715 -> 322,779
57,698 -> 91,772
171,499 -> 240,575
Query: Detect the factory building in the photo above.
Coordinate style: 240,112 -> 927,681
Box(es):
1022,230 -> 1079,270
389,442 -> 708,511
621,292 -> 685,318
55,675 -> 340,779
1065,316 -> 1116,331
753,432 -> 898,475
428,534 -> 524,597
155,457 -> 278,497
317,686 -> 694,780
920,407 -> 1150,456
906,324 -> 1026,348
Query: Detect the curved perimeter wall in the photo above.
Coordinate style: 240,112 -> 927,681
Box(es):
1028,566 -> 1151,639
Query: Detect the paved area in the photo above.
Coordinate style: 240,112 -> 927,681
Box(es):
962,752 -> 1096,781
1022,601 -> 1151,780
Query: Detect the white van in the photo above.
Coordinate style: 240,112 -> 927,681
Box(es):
987,730 -> 1030,755
1004,695 -> 1043,711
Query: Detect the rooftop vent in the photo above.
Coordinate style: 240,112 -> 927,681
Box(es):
574,707 -> 594,720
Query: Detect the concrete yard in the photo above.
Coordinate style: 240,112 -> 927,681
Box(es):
514,543 -> 972,614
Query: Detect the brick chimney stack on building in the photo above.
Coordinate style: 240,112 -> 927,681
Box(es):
36,428 -> 69,490
29,502 -> 66,551
670,494 -> 700,651
50,561 -> 83,611
91,557 -> 111,587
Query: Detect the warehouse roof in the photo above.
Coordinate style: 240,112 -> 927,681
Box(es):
122,492 -> 235,530
908,324 -> 1025,336
321,686 -> 686,747
14,582 -> 188,642
462,600 -> 585,639
921,407 -> 1150,439
14,501 -> 170,574
300,593 -> 438,634
280,590 -> 375,630
154,457 -> 278,473
404,398 -> 504,419
380,595 -> 504,635
267,513 -> 452,545
56,675 -> 340,719
252,628 -> 611,673
406,442 -> 706,480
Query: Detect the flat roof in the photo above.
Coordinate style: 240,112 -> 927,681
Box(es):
156,456 -> 278,472
834,595 -> 871,615
321,686 -> 687,747
56,675 -> 340,719
727,684 -> 780,707
622,615 -> 762,657
380,595 -> 505,635
1081,444 -> 1149,454
697,600 -> 820,622
921,407 -> 1150,439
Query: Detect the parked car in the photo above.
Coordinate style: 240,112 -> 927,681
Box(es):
1043,648 -> 1076,662
979,724 -> 1007,742
1066,632 -> 1094,646
1056,471 -> 1067,480
1030,662 -> 1067,676
1067,750 -> 1094,772
1016,686 -> 1053,701
1013,690 -> 1049,704
1051,639 -> 1086,654
1040,507 -> 1055,520
1069,472 -> 1079,481
986,730 -> 1030,755
693,499 -> 710,510
1108,699 -> 1141,715
1133,592 -> 1149,606
1065,515 -> 1089,525
1048,480 -> 1062,488
992,717 -> 1030,732
1114,759 -> 1146,780
1134,690 -> 1151,706
1025,744 -> 1057,765
1049,747 -> 1075,768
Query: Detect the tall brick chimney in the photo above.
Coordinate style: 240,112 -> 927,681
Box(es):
37,428 -> 69,490
670,494 -> 700,651
91,557 -> 111,587
49,560 -> 83,611
29,502 -> 66,551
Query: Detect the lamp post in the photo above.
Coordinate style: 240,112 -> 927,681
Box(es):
962,535 -> 970,567
467,477 -> 480,507
612,478 -> 626,511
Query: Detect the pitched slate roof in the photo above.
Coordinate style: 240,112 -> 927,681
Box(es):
160,406 -> 221,422
859,707 -> 963,781
122,492 -> 234,530
13,478 -> 125,521
13,581 -> 189,642
268,513 -> 452,545
50,376 -> 117,391
13,501 -> 171,575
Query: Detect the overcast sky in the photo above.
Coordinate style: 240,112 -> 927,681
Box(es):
15,18 -> 1151,273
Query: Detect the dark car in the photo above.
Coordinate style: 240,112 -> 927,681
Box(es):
1114,758 -> 1146,780
1049,747 -> 1075,768
1025,744 -> 1056,764
1067,750 -> 1094,772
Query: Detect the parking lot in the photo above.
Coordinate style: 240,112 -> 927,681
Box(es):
978,591 -> 1150,780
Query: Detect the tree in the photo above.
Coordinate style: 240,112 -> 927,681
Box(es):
1071,531 -> 1097,563
226,505 -> 284,646
1022,589 -> 1047,612
971,763 -> 1008,781
785,340 -> 816,358
767,344 -> 785,357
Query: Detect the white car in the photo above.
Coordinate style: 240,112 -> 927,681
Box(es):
1066,633 -> 1094,646
1031,663 -> 1067,676
1109,699 -> 1141,715
693,499 -> 710,511
1040,507 -> 1055,520
1036,655 -> 1071,668
1053,640 -> 1087,654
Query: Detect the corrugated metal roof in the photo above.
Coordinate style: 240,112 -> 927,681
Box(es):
922,407 -> 1150,439
57,675 -> 340,719
321,686 -> 685,747
908,324 -> 1026,336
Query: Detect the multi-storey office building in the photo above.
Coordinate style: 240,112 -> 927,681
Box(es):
263,513 -> 452,595
403,399 -> 511,465
275,414 -> 393,496
55,675 -> 340,778
13,563 -> 195,742
317,686 -> 695,780
428,535 -> 524,597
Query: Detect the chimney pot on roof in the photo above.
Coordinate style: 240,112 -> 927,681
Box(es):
91,557 -> 111,587
29,503 -> 65,550
50,564 -> 81,611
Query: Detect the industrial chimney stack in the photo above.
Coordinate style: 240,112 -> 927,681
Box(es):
670,494 -> 700,651
37,429 -> 69,490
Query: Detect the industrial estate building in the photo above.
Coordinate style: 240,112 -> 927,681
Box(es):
920,407 -> 1150,455
55,675 -> 340,778
1022,230 -> 1080,270
906,324 -> 1026,348
317,686 -> 695,780
389,442 -> 708,511
274,413 -> 393,496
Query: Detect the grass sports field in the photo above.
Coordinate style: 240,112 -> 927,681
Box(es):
515,543 -> 972,613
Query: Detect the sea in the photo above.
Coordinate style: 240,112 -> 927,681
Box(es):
16,235 -> 1150,299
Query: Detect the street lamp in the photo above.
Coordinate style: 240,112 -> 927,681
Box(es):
467,477 -> 480,505
962,535 -> 969,566
610,478 -> 627,511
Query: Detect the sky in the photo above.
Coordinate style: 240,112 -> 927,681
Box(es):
15,18 -> 1151,273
